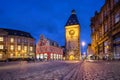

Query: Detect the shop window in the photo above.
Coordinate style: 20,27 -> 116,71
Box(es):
44,53 -> 48,59
40,54 -> 43,59
0,37 -> 3,41
50,53 -> 53,59
54,54 -> 56,59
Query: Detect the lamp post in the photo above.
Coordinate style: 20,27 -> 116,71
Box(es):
81,41 -> 86,59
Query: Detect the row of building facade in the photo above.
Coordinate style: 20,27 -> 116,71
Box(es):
36,35 -> 63,60
90,0 -> 120,60
0,28 -> 63,61
0,9 -> 81,61
0,28 -> 35,61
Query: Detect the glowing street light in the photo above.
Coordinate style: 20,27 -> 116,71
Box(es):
82,41 -> 85,47
81,41 -> 86,59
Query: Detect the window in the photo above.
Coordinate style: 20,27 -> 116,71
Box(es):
103,11 -> 107,17
30,47 -> 33,51
17,38 -> 21,43
61,55 -> 63,60
10,45 -> 14,50
0,37 -> 3,41
10,54 -> 14,58
115,13 -> 120,23
50,53 -> 53,59
40,54 -> 43,59
0,54 -> 2,58
114,0 -> 119,4
92,28 -> 94,33
18,45 -> 21,51
10,38 -> 14,43
104,23 -> 108,32
44,53 -> 48,59
24,46 -> 27,52
56,54 -> 58,60
0,45 -> 3,49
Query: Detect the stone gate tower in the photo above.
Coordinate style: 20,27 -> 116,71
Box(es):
65,10 -> 81,60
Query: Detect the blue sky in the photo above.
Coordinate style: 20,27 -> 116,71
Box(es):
0,0 -> 105,52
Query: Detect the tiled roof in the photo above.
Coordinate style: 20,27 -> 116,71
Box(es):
0,28 -> 34,39
65,10 -> 79,26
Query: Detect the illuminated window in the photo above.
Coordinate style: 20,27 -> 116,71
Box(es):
10,54 -> 14,58
0,54 -> 2,58
59,54 -> 60,59
0,37 -> 3,41
0,45 -> 3,49
36,54 -> 40,59
61,55 -> 63,59
24,46 -> 27,52
10,45 -> 14,50
40,54 -> 43,59
30,47 -> 33,51
54,54 -> 56,59
56,54 -> 58,60
24,54 -> 27,56
50,53 -> 53,59
44,53 -> 48,59
115,13 -> 120,23
10,38 -> 14,43
18,45 -> 21,51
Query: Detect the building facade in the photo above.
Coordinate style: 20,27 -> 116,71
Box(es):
36,35 -> 63,60
91,0 -> 120,60
0,28 -> 35,61
87,44 -> 94,59
65,10 -> 81,60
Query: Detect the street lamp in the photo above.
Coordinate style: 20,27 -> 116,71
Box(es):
82,41 -> 85,47
81,41 -> 86,59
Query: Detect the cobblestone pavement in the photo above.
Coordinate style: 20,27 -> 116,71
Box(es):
0,60 -> 120,80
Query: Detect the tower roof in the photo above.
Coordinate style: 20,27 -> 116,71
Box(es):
65,10 -> 79,26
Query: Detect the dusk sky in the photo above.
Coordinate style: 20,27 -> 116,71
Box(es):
0,0 -> 105,52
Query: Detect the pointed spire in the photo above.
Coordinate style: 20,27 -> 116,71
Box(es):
65,9 -> 79,26
71,9 -> 76,14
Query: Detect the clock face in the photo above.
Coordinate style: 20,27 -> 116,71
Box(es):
69,30 -> 75,35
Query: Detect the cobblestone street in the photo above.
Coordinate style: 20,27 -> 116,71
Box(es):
0,61 -> 120,80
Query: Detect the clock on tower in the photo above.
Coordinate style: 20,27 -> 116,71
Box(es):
65,10 -> 81,60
